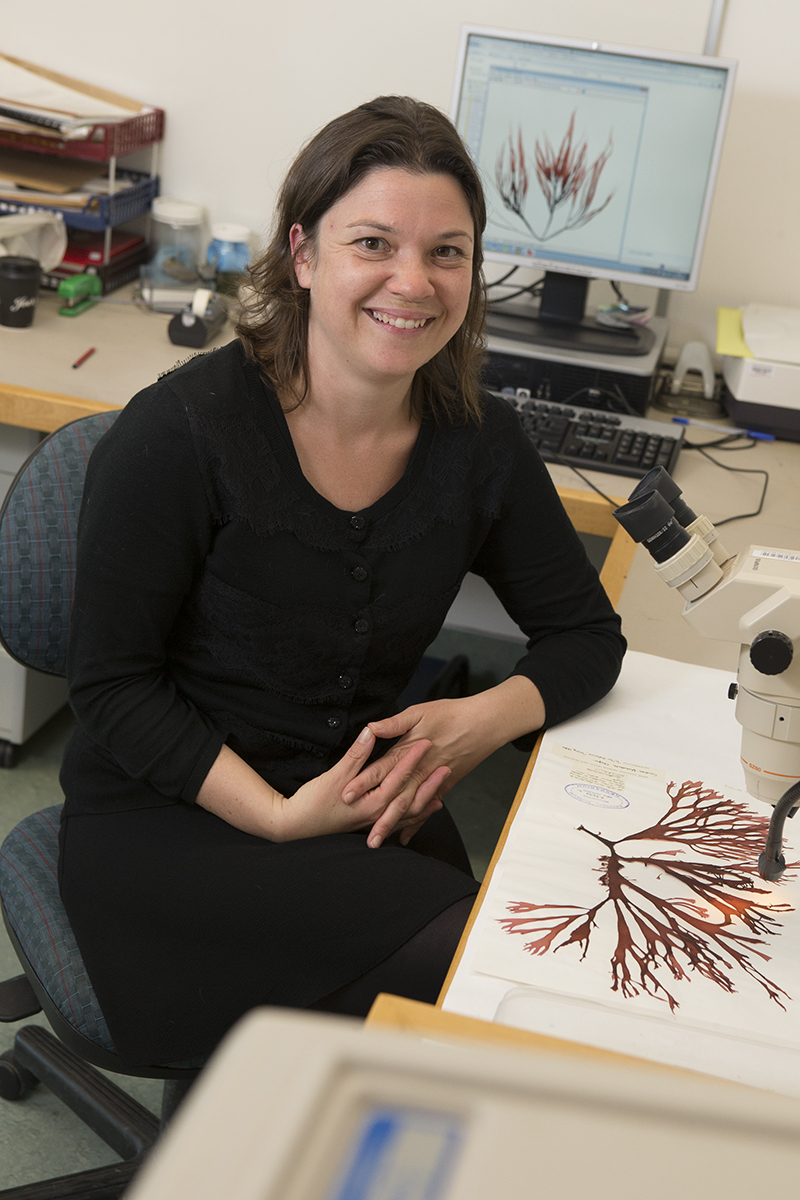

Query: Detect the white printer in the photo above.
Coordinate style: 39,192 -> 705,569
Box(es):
721,304 -> 800,440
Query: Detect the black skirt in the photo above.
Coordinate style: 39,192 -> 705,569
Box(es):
58,800 -> 477,1066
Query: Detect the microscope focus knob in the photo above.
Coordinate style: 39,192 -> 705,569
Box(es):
750,629 -> 794,676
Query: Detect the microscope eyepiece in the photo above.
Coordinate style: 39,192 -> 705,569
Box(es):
613,488 -> 722,598
629,467 -> 698,529
613,490 -> 691,563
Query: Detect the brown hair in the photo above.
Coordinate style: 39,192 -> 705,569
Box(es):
236,95 -> 487,423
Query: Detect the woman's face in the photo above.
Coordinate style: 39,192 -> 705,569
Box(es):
291,167 -> 474,397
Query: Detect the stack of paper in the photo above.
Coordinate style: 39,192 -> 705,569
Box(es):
0,52 -> 151,142
717,304 -> 800,366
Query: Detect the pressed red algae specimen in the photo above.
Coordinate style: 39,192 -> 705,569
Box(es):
495,111 -> 614,244
500,781 -> 795,1011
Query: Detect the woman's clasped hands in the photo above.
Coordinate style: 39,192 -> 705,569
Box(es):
200,679 -> 542,848
342,677 -> 545,850
282,723 -> 448,843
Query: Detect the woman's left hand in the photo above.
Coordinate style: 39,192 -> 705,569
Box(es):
343,676 -> 545,849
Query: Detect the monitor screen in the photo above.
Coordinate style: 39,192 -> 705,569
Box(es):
451,27 -> 736,353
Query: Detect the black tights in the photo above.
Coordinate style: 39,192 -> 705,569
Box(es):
308,894 -> 475,1018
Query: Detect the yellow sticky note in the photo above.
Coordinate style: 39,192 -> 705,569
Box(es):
717,307 -> 753,357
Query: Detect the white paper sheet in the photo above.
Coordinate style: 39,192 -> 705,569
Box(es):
443,651 -> 800,1096
476,743 -> 799,1039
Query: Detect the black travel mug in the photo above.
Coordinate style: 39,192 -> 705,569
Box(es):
0,256 -> 41,328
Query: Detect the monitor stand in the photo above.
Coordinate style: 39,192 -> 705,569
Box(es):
485,271 -> 656,358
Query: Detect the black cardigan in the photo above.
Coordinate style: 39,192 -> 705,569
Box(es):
61,340 -> 625,814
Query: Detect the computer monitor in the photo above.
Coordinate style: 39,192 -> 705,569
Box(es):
451,27 -> 737,356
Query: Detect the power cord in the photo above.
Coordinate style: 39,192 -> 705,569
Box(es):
550,426 -> 770,518
557,433 -> 770,519
502,370 -> 769,522
683,434 -> 769,525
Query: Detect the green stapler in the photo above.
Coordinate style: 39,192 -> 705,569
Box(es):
58,273 -> 103,316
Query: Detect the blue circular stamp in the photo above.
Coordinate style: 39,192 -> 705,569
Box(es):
565,783 -> 629,809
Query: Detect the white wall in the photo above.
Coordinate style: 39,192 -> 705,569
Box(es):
3,1 -> 798,360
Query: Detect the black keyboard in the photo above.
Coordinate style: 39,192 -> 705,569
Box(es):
495,393 -> 683,479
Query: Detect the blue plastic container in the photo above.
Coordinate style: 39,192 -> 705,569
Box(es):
207,223 -> 250,294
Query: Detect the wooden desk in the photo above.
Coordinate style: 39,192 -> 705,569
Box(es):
0,380 -> 117,435
366,992 -> 677,1076
0,287 -> 230,432
555,486 -> 633,609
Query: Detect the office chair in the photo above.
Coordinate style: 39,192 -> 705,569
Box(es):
0,411 -> 200,1200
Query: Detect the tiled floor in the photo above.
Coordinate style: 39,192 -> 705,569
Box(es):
0,629 -> 527,1191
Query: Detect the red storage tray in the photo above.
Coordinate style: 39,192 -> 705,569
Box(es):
0,108 -> 164,162
0,54 -> 163,162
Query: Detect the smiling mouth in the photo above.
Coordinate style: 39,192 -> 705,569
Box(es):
366,310 -> 434,330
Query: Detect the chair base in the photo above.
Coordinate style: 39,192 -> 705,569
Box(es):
0,1157 -> 139,1200
0,975 -> 41,1023
0,1025 -> 191,1200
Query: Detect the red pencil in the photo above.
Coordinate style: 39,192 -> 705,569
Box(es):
72,347 -> 96,369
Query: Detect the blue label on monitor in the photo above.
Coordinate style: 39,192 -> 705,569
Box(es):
325,1106 -> 463,1200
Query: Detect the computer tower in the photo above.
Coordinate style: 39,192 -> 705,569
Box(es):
482,317 -> 668,416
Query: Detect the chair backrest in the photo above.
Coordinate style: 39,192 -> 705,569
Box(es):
0,411 -> 119,676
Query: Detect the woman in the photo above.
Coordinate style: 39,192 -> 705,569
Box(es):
58,96 -> 625,1067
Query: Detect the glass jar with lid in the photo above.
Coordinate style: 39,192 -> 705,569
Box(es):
150,197 -> 208,286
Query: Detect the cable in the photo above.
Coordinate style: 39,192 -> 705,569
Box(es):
485,267 -> 519,290
487,275 -> 546,306
610,280 -> 629,305
561,436 -> 767,526
557,384 -> 639,417
682,436 -> 770,525
487,285 -> 544,305
758,780 -> 800,881
607,384 -> 639,417
563,464 -> 619,506
683,434 -> 754,449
